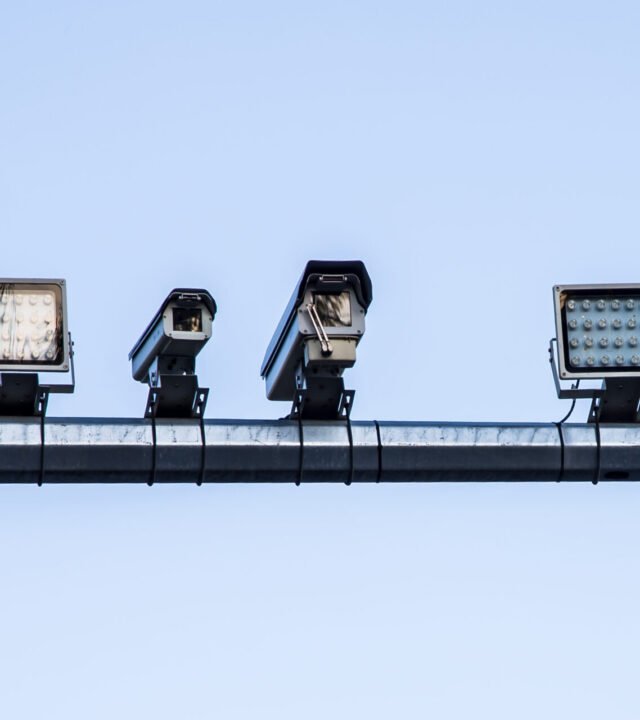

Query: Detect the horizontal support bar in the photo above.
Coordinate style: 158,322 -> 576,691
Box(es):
0,419 -> 638,484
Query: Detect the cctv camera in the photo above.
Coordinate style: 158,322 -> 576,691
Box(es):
129,289 -> 216,418
260,261 -> 372,419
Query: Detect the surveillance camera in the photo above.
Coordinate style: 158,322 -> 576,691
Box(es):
129,289 -> 216,418
260,261 -> 372,419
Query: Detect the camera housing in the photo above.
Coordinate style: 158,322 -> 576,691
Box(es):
129,288 -> 216,418
261,260 -> 372,418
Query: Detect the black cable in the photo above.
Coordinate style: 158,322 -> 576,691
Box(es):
556,400 -> 576,426
553,380 -> 580,483
374,420 -> 382,483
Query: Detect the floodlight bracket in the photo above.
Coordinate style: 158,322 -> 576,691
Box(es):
39,334 -> 76,396
0,333 -> 75,417
548,338 -> 605,401
0,374 -> 48,417
549,338 -> 640,423
588,378 -> 640,424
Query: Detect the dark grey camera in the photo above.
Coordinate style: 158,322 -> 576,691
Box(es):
261,261 -> 372,419
129,289 -> 216,418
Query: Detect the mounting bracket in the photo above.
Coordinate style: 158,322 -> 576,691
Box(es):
549,338 -> 640,423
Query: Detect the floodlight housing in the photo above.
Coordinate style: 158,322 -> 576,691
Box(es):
554,284 -> 640,380
129,288 -> 216,418
0,279 -> 70,373
261,260 -> 372,419
0,278 -> 74,418
551,284 -> 640,423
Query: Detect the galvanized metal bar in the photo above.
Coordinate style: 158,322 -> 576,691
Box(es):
0,419 -> 638,484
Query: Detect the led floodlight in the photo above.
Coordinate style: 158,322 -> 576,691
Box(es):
0,279 -> 74,416
0,280 -> 69,372
261,260 -> 372,419
551,284 -> 640,423
129,288 -> 216,418
554,284 -> 640,379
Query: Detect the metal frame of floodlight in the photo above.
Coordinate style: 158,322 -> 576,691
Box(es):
553,283 -> 640,381
0,279 -> 71,374
548,338 -> 603,401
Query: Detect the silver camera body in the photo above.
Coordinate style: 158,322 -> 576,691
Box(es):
261,261 -> 372,417
129,289 -> 216,386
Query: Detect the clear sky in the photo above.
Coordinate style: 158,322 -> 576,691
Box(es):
1,2 -> 640,718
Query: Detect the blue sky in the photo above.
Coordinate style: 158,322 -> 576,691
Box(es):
1,2 -> 640,718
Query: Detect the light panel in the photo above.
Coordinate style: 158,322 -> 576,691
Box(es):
554,284 -> 640,378
0,280 -> 69,372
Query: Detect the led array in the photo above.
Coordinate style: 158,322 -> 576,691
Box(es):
0,287 -> 61,364
564,294 -> 640,370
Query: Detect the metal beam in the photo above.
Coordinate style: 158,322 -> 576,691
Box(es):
0,419 -> 638,484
